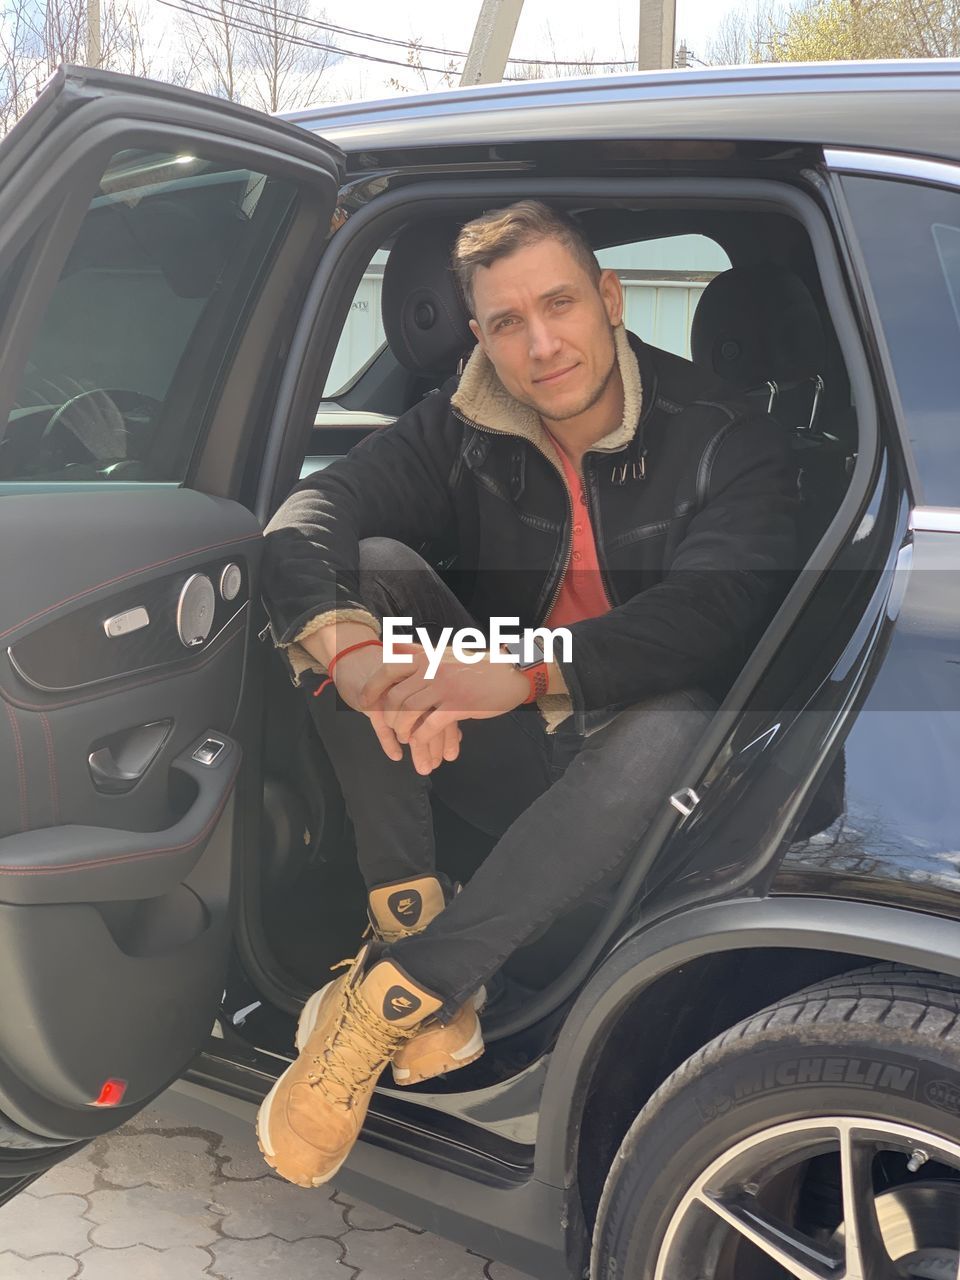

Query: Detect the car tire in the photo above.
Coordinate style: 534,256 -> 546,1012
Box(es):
591,964 -> 960,1280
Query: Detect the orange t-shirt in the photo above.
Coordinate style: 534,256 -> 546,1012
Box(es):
543,438 -> 612,629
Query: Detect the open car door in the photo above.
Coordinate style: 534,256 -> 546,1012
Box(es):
0,66 -> 341,1198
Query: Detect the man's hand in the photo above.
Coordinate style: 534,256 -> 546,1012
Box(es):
323,637 -> 462,776
360,645 -> 530,754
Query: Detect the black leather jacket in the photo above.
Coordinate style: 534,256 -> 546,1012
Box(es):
262,330 -> 798,732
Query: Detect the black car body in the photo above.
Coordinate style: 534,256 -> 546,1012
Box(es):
2,58 -> 960,1278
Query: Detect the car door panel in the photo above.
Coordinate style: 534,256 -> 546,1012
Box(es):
0,734 -> 240,904
0,68 -> 343,1170
1,608 -> 246,832
6,556 -> 250,694
0,831 -> 231,1129
0,488 -> 257,1136
0,488 -> 258,834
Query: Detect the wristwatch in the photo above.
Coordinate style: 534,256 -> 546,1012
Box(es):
502,637 -> 549,704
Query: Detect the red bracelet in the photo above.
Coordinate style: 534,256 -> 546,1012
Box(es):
312,638 -> 382,697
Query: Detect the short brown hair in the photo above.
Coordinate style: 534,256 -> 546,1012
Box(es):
452,200 -> 601,317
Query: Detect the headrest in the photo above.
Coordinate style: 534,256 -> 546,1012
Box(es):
127,199 -> 227,299
691,264 -> 827,389
381,219 -> 475,377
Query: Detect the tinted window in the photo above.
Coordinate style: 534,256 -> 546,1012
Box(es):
842,174 -> 960,506
1,148 -> 298,485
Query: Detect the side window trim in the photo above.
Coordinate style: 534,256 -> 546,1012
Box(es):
911,508 -> 960,533
825,148 -> 960,189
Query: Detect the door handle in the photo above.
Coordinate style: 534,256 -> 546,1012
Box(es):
88,720 -> 172,795
0,733 -> 241,905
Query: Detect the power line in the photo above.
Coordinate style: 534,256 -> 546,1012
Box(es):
234,0 -> 639,67
157,0 -> 636,83
155,0 -> 463,75
212,0 -> 465,61
156,0 -> 637,70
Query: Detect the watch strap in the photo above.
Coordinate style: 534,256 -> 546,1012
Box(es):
521,663 -> 549,704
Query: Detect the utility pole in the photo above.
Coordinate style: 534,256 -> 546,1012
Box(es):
675,40 -> 689,68
638,0 -> 677,71
461,0 -> 525,87
86,0 -> 101,67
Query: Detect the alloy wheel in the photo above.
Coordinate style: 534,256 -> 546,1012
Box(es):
654,1116 -> 960,1279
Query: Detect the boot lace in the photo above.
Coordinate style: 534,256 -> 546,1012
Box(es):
307,975 -> 416,1108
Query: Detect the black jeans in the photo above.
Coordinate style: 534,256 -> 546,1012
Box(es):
304,538 -> 716,1011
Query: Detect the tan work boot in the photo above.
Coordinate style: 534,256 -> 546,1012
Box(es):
296,875 -> 485,1087
368,874 -> 447,942
257,946 -> 440,1187
391,999 -> 484,1084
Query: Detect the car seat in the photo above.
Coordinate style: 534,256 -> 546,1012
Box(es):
380,218 -> 476,384
691,263 -> 856,556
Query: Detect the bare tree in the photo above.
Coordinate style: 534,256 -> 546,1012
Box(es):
174,0 -> 341,110
235,0 -> 340,113
386,38 -> 459,93
0,0 -> 42,129
0,0 -> 88,130
867,0 -> 960,55
707,0 -> 789,64
510,53 -> 615,80
41,0 -> 85,71
110,0 -> 156,78
508,22 -> 626,81
175,0 -> 244,99
708,8 -> 758,62
386,19 -> 629,93
0,0 -> 158,131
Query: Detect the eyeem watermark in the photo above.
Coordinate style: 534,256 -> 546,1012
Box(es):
382,617 -> 573,679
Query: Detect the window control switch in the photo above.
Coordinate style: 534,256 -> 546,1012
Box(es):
192,738 -> 225,766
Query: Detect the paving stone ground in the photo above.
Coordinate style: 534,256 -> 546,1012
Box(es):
0,1094 -> 533,1280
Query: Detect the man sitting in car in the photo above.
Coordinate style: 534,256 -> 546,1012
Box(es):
256,199 -> 797,1188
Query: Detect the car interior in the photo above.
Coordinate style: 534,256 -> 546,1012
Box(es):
252,201 -> 860,1057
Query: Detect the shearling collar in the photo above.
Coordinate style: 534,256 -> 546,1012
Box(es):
450,323 -> 643,462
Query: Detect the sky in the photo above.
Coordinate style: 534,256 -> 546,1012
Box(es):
312,0 -> 732,102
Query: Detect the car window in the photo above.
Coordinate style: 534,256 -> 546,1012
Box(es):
596,235 -> 731,359
322,249 -> 390,397
841,175 -> 960,507
0,148 -> 299,485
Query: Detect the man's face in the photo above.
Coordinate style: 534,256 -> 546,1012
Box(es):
468,237 -> 624,425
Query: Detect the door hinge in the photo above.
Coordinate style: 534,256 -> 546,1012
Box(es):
669,787 -> 701,818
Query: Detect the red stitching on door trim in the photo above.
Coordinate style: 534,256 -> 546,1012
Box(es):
0,533 -> 257,643
38,712 -> 60,825
0,759 -> 239,876
3,703 -> 28,832
0,618 -> 244,712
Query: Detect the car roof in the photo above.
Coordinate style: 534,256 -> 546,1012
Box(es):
283,59 -> 960,166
